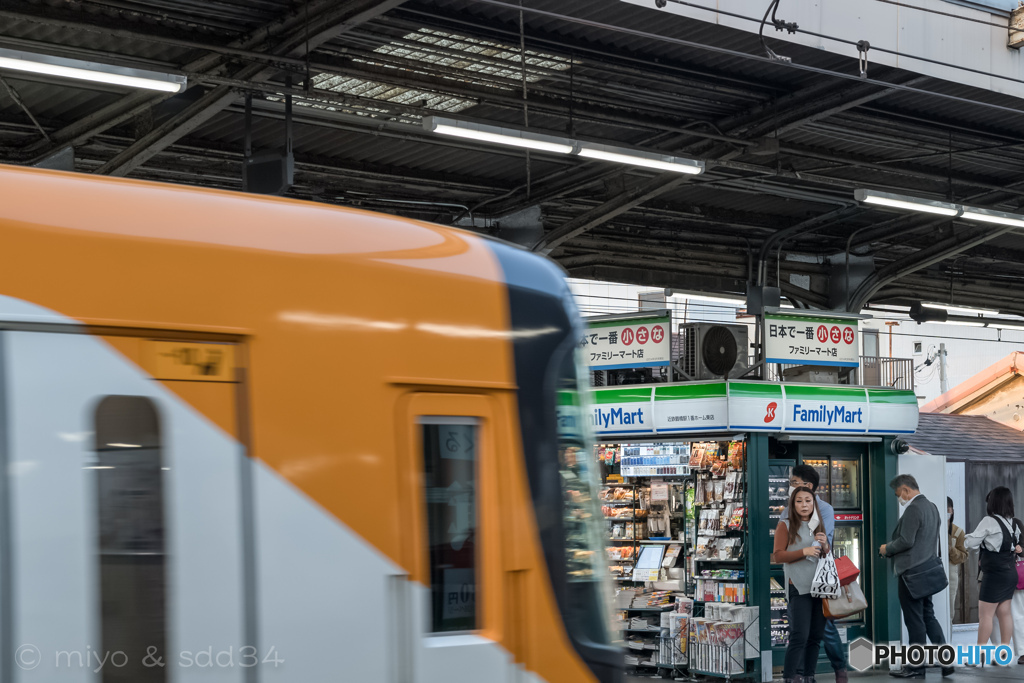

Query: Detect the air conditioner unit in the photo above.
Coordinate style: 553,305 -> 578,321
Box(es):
676,323 -> 749,380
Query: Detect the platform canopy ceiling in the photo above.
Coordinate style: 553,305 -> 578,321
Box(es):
4,0 -> 1024,314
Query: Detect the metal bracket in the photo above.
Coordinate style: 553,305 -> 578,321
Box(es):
736,359 -> 766,380
671,359 -> 695,382
857,40 -> 871,78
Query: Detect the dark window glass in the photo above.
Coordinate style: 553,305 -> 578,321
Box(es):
94,396 -> 166,683
556,349 -> 611,646
422,420 -> 477,633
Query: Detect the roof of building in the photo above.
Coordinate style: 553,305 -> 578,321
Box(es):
920,351 -> 1024,414
905,412 -> 1024,462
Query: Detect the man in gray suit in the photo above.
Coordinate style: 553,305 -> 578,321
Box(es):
879,474 -> 952,679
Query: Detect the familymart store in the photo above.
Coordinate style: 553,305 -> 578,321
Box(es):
592,379 -> 919,678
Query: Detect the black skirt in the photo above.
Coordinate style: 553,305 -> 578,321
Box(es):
979,562 -> 1018,603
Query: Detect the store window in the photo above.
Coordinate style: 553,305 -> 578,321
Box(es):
94,396 -> 166,683
421,418 -> 478,633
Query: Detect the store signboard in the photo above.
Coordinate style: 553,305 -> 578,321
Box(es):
782,385 -> 869,433
582,314 -> 672,370
865,389 -> 919,434
652,383 -> 729,433
835,514 -> 864,522
590,387 -> 655,435
589,381 -> 918,436
556,390 -> 584,441
728,382 -> 783,431
764,312 -> 859,368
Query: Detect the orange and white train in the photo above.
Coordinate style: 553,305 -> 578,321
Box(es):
0,165 -> 621,683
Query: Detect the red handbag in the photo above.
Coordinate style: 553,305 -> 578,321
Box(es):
835,556 -> 860,587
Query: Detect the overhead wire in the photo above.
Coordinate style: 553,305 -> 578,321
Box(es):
658,0 -> 1024,93
572,292 -> 1024,345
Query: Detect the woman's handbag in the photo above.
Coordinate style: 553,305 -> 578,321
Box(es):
810,553 -> 841,599
1015,557 -> 1024,591
835,556 -> 860,587
823,581 -> 868,619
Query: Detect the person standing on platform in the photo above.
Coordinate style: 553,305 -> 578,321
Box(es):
989,512 -> 1024,665
880,474 -> 953,679
947,497 -> 968,620
965,487 -> 1022,661
780,465 -> 849,683
773,486 -> 830,683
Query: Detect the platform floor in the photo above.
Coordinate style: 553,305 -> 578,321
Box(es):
626,663 -> 1021,682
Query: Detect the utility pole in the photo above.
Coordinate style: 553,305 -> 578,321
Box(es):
939,343 -> 948,394
884,321 -> 900,357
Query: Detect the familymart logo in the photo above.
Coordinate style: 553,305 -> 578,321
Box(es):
848,638 -> 1014,671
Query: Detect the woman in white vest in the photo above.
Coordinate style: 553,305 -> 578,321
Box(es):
772,487 -> 830,683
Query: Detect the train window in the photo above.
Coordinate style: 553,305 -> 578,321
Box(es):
556,349 -> 611,646
94,396 -> 166,683
420,418 -> 478,633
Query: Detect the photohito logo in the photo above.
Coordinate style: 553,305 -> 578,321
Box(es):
847,637 -> 1014,671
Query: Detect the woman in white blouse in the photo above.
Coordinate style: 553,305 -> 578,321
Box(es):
990,512 -> 1024,665
964,487 -> 1023,656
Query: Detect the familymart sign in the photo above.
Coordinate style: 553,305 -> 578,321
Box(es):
590,381 -> 917,437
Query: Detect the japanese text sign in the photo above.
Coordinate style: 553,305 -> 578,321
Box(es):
582,314 -> 671,370
764,313 -> 859,368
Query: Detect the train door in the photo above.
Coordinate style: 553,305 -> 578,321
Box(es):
394,392 -> 528,683
2,329 -> 248,683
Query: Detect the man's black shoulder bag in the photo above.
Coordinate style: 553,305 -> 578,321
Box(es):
901,501 -> 949,600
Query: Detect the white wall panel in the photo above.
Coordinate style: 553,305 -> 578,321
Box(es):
622,0 -> 1024,100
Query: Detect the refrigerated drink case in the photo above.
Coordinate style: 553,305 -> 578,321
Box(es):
802,457 -> 861,510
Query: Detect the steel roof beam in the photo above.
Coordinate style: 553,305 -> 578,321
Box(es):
18,0 -> 374,161
849,224 -> 1020,311
0,8 -> 310,69
92,0 -> 409,177
531,77 -> 915,253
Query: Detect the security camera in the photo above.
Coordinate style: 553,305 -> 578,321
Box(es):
655,0 -> 667,7
890,439 -> 909,455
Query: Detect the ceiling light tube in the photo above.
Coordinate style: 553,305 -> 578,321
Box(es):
0,47 -> 186,93
577,142 -> 704,175
922,303 -> 1000,316
992,323 -> 1024,331
853,189 -> 960,217
933,320 -> 985,328
424,116 -> 574,154
960,207 -> 1024,228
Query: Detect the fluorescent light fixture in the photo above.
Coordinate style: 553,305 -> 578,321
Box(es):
991,322 -> 1024,331
577,142 -> 704,175
0,47 -> 186,93
424,116 -> 574,154
84,466 -> 115,470
922,303 -> 1000,316
961,207 -> 1024,228
423,117 -> 705,173
934,320 -> 985,328
106,443 -> 141,448
854,189 -> 959,217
